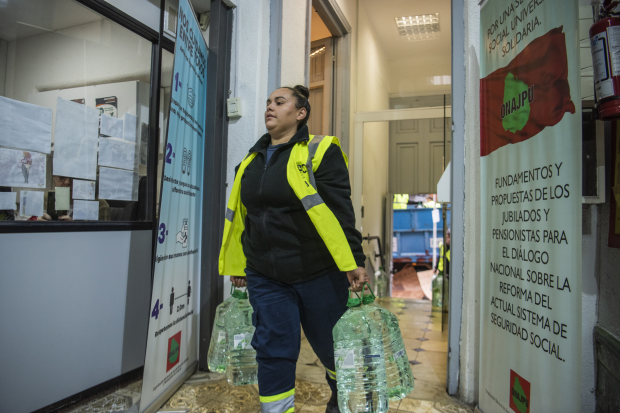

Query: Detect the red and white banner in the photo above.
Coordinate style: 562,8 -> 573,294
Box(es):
479,1 -> 582,412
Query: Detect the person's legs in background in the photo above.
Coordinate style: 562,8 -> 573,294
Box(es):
246,271 -> 300,413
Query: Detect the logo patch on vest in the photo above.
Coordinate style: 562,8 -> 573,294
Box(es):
297,164 -> 310,187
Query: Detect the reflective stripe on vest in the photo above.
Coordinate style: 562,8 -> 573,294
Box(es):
325,367 -> 336,381
260,388 -> 295,413
218,135 -> 358,276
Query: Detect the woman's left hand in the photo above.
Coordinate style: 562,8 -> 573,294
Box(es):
346,267 -> 369,292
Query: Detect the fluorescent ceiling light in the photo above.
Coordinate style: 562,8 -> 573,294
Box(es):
428,76 -> 451,85
395,13 -> 440,41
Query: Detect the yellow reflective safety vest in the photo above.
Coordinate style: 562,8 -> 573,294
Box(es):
393,194 -> 408,210
219,135 -> 358,276
437,243 -> 450,272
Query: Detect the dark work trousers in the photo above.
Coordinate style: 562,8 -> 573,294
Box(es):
246,269 -> 350,398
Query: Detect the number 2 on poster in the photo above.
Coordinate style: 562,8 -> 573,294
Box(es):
166,143 -> 175,164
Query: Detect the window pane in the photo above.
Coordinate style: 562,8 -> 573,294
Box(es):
0,0 -> 152,222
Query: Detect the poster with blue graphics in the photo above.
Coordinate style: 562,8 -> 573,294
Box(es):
140,0 -> 207,411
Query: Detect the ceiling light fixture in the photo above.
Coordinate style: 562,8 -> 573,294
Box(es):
395,13 -> 440,42
428,76 -> 451,85
310,46 -> 326,57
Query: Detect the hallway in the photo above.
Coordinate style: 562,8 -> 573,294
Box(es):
64,298 -> 472,413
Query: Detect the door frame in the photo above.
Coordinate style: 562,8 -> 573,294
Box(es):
312,0 -> 352,152
309,38 -> 334,135
199,0 -> 234,374
353,104 -> 454,395
351,106 -> 452,231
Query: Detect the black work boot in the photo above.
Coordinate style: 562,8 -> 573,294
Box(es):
325,391 -> 340,413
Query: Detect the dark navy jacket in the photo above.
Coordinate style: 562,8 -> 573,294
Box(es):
238,125 -> 365,284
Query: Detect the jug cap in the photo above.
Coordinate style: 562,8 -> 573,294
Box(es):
230,284 -> 248,299
232,289 -> 248,299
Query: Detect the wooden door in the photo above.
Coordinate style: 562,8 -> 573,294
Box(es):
308,38 -> 333,136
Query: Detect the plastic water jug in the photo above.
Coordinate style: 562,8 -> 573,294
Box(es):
432,273 -> 443,308
333,290 -> 388,413
373,267 -> 388,298
224,288 -> 258,385
361,286 -> 414,400
207,286 -> 244,373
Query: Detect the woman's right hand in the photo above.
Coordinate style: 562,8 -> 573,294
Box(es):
346,267 -> 369,292
231,276 -> 247,288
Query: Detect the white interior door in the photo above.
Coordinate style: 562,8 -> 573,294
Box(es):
389,117 -> 451,194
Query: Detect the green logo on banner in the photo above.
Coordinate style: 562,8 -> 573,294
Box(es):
169,338 -> 179,364
501,73 -> 533,133
512,377 -> 528,413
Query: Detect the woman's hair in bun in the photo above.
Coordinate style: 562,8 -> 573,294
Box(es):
293,85 -> 310,99
283,85 -> 311,130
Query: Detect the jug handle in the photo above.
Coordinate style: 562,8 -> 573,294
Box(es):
360,282 -> 376,301
349,288 -> 362,300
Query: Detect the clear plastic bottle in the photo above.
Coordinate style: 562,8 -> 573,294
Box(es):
361,288 -> 414,400
207,288 -> 242,373
333,291 -> 389,413
224,289 -> 258,385
374,267 -> 388,298
432,273 -> 443,308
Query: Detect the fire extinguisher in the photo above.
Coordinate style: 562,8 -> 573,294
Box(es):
591,1 -> 620,120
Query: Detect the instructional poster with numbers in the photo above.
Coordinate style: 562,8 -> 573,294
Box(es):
479,0 -> 581,412
140,0 -> 207,410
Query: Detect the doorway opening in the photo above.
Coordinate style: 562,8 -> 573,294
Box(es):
350,0 -> 456,394
309,7 -> 333,136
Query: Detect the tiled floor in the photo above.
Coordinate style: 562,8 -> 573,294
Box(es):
66,298 -> 472,413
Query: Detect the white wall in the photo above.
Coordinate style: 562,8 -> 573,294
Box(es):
281,0 -> 310,87
330,0 -> 392,268
356,2 -> 391,268
388,55 -> 452,97
334,0 -> 358,168
223,0 -> 271,298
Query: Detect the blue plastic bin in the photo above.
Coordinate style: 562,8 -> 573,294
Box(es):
392,206 -> 451,267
